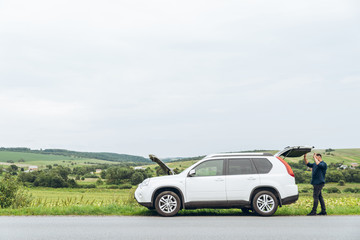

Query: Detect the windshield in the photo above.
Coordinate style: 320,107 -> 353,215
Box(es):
176,158 -> 204,175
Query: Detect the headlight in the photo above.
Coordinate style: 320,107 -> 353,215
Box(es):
140,178 -> 150,188
142,178 -> 150,186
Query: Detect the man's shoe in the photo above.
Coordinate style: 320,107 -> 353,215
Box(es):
307,212 -> 316,216
317,212 -> 327,215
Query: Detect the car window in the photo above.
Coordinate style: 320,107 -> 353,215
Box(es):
228,158 -> 256,175
193,160 -> 224,177
252,158 -> 273,174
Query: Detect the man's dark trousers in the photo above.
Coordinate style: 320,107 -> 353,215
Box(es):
312,184 -> 326,213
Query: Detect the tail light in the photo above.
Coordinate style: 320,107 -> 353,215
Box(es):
276,156 -> 295,177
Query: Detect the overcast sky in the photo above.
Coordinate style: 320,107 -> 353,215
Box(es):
0,0 -> 359,158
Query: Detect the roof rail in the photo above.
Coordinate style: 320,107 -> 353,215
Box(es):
205,152 -> 273,158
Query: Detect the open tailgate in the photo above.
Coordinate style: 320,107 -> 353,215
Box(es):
274,146 -> 314,158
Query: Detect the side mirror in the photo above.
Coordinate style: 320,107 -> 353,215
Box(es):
188,169 -> 196,177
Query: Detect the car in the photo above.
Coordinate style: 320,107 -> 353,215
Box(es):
134,146 -> 313,217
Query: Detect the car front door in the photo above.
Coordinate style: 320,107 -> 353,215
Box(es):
185,159 -> 226,202
225,158 -> 260,202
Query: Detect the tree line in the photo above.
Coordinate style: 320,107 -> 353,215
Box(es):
0,147 -> 150,163
1,164 -> 167,188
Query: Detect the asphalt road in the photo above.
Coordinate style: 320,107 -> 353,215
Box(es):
1,216 -> 359,240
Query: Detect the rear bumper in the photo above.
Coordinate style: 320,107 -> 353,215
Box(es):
281,194 -> 299,205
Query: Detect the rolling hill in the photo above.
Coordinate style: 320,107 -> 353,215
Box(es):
0,147 -> 151,168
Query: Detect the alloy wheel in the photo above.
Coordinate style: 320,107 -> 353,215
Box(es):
256,194 -> 275,213
158,194 -> 178,214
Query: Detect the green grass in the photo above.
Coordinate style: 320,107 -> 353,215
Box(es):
0,184 -> 359,216
29,187 -> 130,202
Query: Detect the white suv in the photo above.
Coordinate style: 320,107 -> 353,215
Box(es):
135,146 -> 311,216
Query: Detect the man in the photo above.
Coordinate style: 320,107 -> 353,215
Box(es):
303,153 -> 327,216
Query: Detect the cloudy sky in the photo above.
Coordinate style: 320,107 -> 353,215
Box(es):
0,0 -> 359,157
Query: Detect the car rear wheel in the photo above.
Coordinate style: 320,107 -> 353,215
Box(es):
155,191 -> 181,217
252,191 -> 278,216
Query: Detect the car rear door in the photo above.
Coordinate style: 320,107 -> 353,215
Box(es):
225,158 -> 260,202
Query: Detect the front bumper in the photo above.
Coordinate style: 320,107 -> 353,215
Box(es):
137,201 -> 152,208
134,185 -> 153,207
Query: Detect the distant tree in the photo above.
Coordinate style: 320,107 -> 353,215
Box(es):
338,180 -> 346,186
20,166 -> 72,188
353,173 -> 360,183
0,174 -> 32,208
131,172 -> 144,185
155,166 -> 167,176
145,167 -> 154,178
105,167 -> 135,184
293,169 -> 306,184
18,171 -> 38,183
326,170 -> 345,182
96,178 -> 103,185
52,166 -> 71,181
67,179 -> 77,188
72,166 -> 95,176
8,165 -> 18,175
325,187 -> 341,193
100,170 -> 106,179
325,148 -> 335,153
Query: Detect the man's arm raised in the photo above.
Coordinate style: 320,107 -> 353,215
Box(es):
304,153 -> 309,165
313,153 -> 320,165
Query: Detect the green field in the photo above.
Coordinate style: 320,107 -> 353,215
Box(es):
1,148 -> 359,171
0,148 -> 359,216
0,151 -> 116,168
0,183 -> 359,216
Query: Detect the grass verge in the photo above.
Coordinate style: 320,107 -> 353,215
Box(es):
1,194 -> 359,216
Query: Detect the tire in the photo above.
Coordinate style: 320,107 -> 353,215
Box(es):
252,191 -> 278,216
155,191 -> 181,217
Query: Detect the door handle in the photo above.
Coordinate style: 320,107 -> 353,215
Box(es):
247,177 -> 256,180
215,178 -> 224,182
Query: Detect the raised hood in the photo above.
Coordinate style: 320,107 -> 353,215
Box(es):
149,154 -> 174,175
275,146 -> 314,159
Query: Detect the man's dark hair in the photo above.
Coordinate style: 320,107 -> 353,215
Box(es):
316,153 -> 322,158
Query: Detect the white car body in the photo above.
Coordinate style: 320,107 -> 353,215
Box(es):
135,146 -> 311,216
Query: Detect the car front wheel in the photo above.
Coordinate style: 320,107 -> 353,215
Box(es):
252,191 -> 278,216
155,191 -> 181,217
